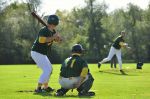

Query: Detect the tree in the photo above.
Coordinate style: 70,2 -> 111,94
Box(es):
0,1 -> 42,64
126,3 -> 143,62
82,0 -> 107,62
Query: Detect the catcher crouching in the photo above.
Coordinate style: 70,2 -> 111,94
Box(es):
55,44 -> 95,96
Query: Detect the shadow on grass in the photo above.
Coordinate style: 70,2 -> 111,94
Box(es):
33,92 -> 52,96
99,70 -> 139,76
53,95 -> 94,99
17,90 -> 34,93
33,93 -> 94,98
17,90 -> 52,96
99,70 -> 126,75
17,90 -> 94,98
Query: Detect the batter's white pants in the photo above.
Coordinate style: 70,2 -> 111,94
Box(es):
101,46 -> 122,70
31,51 -> 52,84
59,75 -> 88,89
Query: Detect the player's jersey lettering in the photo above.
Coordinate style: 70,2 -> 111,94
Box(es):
70,59 -> 76,68
60,55 -> 88,78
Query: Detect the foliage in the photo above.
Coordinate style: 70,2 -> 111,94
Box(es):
0,1 -> 41,64
0,0 -> 150,64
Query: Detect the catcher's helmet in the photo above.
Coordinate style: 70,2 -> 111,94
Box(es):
47,15 -> 59,25
72,44 -> 85,53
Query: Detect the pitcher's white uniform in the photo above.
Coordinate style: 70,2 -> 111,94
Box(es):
98,31 -> 129,71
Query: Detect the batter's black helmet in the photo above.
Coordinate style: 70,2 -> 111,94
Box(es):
47,15 -> 59,25
72,44 -> 85,53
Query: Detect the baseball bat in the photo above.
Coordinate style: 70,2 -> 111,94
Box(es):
31,12 -> 47,26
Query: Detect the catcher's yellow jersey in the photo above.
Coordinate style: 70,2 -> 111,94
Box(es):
60,55 -> 89,78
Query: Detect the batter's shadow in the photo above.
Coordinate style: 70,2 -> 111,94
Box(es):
33,92 -> 53,97
17,90 -> 52,96
17,90 -> 94,98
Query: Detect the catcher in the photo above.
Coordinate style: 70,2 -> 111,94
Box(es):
31,14 -> 62,93
55,44 -> 95,96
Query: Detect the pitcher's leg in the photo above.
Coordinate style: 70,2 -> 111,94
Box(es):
116,50 -> 122,70
98,47 -> 115,68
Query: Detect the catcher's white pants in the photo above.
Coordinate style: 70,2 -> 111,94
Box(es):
101,46 -> 122,70
31,51 -> 52,84
59,75 -> 88,89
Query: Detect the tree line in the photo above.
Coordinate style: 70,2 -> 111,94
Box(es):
0,0 -> 150,64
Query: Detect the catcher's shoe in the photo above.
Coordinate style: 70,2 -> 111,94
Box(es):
43,87 -> 55,92
54,91 -> 65,96
98,62 -> 101,68
54,88 -> 68,96
78,91 -> 95,96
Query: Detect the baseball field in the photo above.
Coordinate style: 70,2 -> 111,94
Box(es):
0,63 -> 149,99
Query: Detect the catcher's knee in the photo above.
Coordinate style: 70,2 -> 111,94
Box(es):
77,73 -> 94,93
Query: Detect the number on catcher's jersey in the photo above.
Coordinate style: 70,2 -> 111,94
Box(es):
70,59 -> 76,68
64,57 -> 76,68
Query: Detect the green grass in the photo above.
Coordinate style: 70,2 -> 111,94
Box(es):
0,63 -> 150,99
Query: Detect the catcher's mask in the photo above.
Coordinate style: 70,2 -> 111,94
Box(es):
47,15 -> 59,25
72,44 -> 85,54
136,62 -> 143,69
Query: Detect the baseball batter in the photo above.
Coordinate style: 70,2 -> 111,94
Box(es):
98,31 -> 130,74
31,15 -> 61,93
55,44 -> 95,96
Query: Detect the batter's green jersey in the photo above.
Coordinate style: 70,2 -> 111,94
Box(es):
60,55 -> 88,78
31,26 -> 56,55
112,35 -> 124,49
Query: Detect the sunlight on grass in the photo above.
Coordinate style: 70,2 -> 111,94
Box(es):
0,63 -> 150,99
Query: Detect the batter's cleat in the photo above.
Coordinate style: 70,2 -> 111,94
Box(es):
43,87 -> 55,92
78,91 -> 95,96
98,62 -> 101,68
120,70 -> 126,75
34,88 -> 43,93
